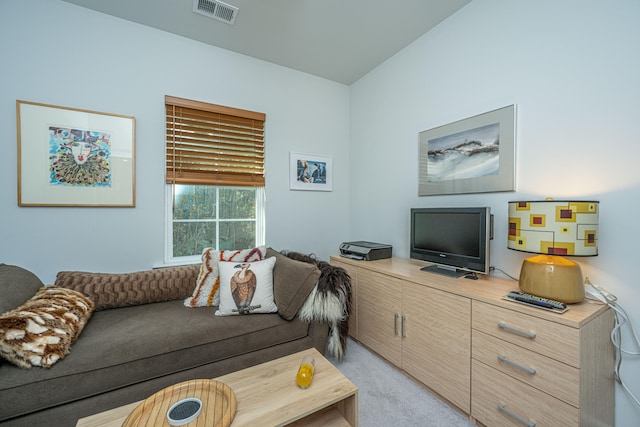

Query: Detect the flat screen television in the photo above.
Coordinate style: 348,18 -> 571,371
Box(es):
410,207 -> 493,277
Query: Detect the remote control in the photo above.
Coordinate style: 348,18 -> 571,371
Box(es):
507,291 -> 567,311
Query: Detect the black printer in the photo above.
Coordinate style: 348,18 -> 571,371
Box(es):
339,241 -> 392,261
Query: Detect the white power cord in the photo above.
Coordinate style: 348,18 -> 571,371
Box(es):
585,277 -> 640,407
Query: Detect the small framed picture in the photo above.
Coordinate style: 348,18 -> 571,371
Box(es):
289,152 -> 333,191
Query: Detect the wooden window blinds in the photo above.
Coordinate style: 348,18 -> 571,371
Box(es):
165,95 -> 265,187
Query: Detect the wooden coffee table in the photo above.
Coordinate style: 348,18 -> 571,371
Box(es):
76,347 -> 358,426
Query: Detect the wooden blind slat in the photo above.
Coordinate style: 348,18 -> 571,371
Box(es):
165,96 -> 265,187
166,134 -> 264,147
167,140 -> 264,153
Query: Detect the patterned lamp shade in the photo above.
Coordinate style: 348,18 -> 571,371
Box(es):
508,200 -> 599,256
508,200 -> 599,304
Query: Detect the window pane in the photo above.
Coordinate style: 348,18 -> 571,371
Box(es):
173,184 -> 217,220
173,221 -> 216,257
219,221 -> 256,250
219,187 -> 256,219
168,185 -> 262,262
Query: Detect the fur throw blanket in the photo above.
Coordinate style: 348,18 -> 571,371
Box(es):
281,251 -> 352,360
0,287 -> 95,369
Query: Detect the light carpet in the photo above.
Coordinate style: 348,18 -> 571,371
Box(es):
327,338 -> 475,427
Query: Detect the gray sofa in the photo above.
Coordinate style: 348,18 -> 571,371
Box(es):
0,249 -> 340,426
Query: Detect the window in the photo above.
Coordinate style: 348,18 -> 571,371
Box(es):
165,96 -> 265,263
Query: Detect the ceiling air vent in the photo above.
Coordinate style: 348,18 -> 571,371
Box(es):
193,0 -> 239,25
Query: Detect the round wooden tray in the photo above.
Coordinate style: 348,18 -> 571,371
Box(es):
123,379 -> 236,427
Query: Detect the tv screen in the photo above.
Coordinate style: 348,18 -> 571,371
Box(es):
410,207 -> 492,277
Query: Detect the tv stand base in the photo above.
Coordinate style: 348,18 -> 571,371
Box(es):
420,264 -> 466,278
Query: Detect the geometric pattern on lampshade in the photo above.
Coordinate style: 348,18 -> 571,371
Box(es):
508,200 -> 599,256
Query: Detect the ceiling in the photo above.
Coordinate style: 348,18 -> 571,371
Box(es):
61,0 -> 471,85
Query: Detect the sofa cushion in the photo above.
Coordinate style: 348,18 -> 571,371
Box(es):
185,246 -> 267,307
55,265 -> 199,311
0,287 -> 94,369
215,257 -> 278,316
0,264 -> 44,315
266,248 -> 321,320
0,300 -> 309,421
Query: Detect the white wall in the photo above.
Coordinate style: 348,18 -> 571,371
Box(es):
2,0 -> 639,423
0,0 -> 350,282
349,0 -> 640,424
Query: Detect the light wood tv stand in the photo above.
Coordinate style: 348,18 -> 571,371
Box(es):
331,256 -> 614,427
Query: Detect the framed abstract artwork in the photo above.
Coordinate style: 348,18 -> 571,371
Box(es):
289,152 -> 333,191
17,100 -> 135,207
418,105 -> 516,196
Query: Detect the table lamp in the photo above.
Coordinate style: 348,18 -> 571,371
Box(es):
507,200 -> 599,303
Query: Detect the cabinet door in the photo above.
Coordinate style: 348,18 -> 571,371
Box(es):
402,282 -> 471,413
330,259 -> 359,340
357,268 -> 402,366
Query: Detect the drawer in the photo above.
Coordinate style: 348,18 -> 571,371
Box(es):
472,360 -> 579,427
472,330 -> 579,407
472,301 -> 580,367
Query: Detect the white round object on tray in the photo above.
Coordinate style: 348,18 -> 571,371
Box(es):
167,398 -> 202,426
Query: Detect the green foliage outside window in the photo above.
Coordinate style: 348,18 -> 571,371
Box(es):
172,185 -> 257,257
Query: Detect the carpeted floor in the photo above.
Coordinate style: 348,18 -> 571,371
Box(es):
327,338 -> 475,427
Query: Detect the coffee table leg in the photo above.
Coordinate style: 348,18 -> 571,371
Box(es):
336,393 -> 358,426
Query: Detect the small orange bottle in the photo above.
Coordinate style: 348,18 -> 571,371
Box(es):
296,356 -> 315,388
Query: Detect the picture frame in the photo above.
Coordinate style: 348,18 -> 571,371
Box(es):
17,100 -> 135,207
418,105 -> 516,196
289,152 -> 333,191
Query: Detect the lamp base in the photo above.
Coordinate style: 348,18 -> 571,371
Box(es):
518,254 -> 585,304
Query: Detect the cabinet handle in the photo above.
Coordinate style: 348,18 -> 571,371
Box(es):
394,313 -> 399,336
497,403 -> 536,427
497,355 -> 536,375
401,315 -> 406,337
498,322 -> 536,339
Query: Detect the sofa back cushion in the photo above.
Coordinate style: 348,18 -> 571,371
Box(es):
266,248 -> 321,320
55,265 -> 199,310
0,264 -> 44,315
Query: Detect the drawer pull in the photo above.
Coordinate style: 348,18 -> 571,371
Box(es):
394,313 -> 399,336
497,355 -> 536,375
498,322 -> 536,339
497,403 -> 536,427
401,314 -> 406,337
